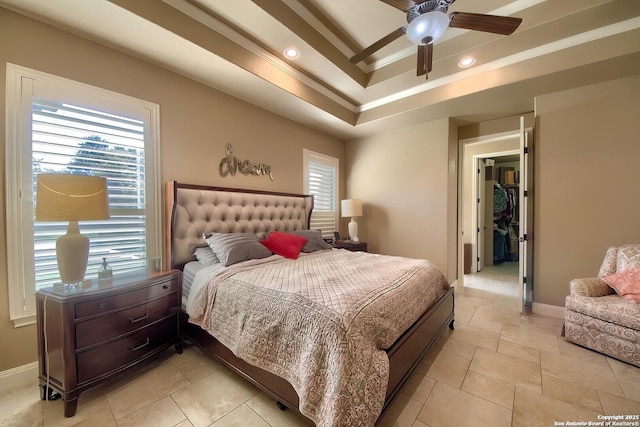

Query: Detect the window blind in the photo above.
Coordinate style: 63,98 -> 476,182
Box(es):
307,160 -> 337,237
32,98 -> 147,288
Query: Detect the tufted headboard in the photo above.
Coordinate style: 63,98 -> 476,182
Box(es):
164,182 -> 314,270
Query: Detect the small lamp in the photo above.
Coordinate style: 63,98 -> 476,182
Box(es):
341,199 -> 363,243
36,174 -> 110,284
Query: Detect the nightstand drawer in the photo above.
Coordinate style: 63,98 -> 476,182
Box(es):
75,276 -> 179,319
76,316 -> 178,383
75,292 -> 179,349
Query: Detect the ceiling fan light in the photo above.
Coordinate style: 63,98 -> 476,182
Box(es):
406,11 -> 450,45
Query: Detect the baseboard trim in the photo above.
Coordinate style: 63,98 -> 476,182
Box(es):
0,362 -> 39,393
532,302 -> 565,319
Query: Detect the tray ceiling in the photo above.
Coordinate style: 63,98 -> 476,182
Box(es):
2,0 -> 639,139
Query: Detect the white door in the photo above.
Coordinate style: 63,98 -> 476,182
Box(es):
477,159 -> 486,271
518,117 -> 530,310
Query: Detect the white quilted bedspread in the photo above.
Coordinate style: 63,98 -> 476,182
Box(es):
187,249 -> 450,427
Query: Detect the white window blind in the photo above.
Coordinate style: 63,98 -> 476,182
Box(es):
303,149 -> 339,238
32,98 -> 148,288
5,64 -> 161,325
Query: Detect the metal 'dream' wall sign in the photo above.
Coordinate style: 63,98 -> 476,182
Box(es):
219,144 -> 274,181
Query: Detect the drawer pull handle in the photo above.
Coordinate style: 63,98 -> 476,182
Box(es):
128,338 -> 150,351
162,284 -> 170,290
128,311 -> 149,324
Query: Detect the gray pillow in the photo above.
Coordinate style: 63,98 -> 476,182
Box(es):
206,233 -> 272,266
268,230 -> 332,253
192,244 -> 220,266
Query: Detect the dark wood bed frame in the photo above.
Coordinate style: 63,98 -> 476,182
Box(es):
165,181 -> 454,424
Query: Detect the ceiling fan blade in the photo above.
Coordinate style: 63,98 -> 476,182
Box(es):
379,0 -> 414,11
416,44 -> 433,77
426,42 -> 433,74
350,27 -> 406,64
417,45 -> 426,76
379,0 -> 430,12
449,12 -> 522,35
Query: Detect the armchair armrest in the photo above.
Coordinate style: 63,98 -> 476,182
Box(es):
569,277 -> 615,297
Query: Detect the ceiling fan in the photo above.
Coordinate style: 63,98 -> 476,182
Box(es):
349,0 -> 522,78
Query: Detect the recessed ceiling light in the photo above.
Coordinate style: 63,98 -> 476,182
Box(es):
283,48 -> 300,60
458,56 -> 476,68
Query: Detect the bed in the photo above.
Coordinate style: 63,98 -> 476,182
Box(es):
165,181 -> 455,427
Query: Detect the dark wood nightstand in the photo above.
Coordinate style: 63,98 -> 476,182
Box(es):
334,241 -> 368,252
36,269 -> 182,417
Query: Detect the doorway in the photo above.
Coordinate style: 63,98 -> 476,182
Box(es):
470,152 -> 520,298
475,152 -> 520,272
458,123 -> 532,310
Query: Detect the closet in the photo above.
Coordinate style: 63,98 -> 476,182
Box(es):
483,161 -> 519,265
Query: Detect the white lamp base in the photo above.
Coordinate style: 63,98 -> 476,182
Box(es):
348,217 -> 359,243
56,220 -> 89,284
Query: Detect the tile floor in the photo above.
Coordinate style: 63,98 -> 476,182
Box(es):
2,263 -> 639,427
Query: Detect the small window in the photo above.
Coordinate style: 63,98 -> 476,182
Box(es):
303,149 -> 339,238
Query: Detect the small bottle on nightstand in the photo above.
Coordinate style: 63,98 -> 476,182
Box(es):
98,257 -> 112,282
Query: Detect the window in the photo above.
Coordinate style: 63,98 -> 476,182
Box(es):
5,64 -> 161,326
303,149 -> 339,238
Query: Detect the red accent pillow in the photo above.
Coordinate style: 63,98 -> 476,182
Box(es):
602,267 -> 640,303
261,231 -> 308,260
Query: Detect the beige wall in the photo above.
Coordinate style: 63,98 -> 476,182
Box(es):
0,10 -> 345,371
347,73 -> 640,312
533,75 -> 640,306
3,7 -> 640,374
344,118 -> 458,280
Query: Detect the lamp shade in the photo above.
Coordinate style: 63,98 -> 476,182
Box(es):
36,174 -> 110,221
341,199 -> 362,218
406,11 -> 450,45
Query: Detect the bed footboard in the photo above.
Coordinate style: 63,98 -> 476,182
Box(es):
384,287 -> 454,412
181,286 -> 454,423
181,315 -> 306,418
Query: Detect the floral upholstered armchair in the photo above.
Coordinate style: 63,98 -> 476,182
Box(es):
563,244 -> 640,367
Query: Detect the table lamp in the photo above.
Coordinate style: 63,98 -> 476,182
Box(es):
341,199 -> 363,243
36,174 -> 110,284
